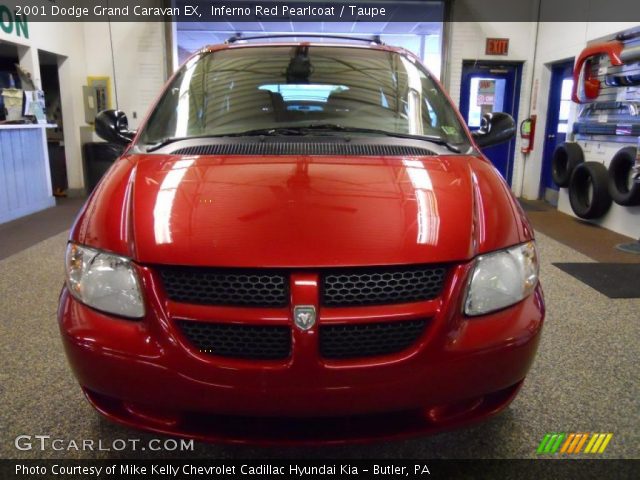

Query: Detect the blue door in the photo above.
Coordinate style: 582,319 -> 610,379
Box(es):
460,62 -> 522,185
540,60 -> 575,204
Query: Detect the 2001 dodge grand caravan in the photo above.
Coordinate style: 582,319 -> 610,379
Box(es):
58,37 -> 544,444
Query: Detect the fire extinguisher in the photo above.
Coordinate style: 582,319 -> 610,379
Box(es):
520,115 -> 536,153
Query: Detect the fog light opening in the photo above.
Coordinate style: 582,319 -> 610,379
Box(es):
123,402 -> 181,428
426,397 -> 484,424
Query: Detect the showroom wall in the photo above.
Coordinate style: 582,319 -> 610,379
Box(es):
526,21 -> 640,238
445,21 -> 538,198
0,20 -> 90,192
446,0 -> 639,238
524,22 -> 639,198
83,21 -> 166,131
0,0 -> 167,193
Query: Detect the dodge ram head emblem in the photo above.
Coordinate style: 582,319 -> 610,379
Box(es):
294,305 -> 316,330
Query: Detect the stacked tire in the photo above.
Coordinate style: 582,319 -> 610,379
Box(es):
568,162 -> 612,219
607,146 -> 640,206
553,143 -> 640,219
551,142 -> 584,187
552,142 -> 614,219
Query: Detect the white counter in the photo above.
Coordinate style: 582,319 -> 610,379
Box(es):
0,124 -> 57,224
0,123 -> 57,130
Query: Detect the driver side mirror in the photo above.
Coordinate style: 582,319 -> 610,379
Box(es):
471,112 -> 516,148
95,110 -> 135,145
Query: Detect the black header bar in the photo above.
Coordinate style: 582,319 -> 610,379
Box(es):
1,459 -> 638,480
3,1 -> 640,23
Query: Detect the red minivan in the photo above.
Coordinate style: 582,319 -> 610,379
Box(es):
58,37 -> 543,444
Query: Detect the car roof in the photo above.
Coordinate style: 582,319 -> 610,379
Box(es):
200,40 -> 411,57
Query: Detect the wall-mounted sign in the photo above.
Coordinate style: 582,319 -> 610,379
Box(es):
0,4 -> 29,39
486,38 -> 509,56
477,79 -> 496,106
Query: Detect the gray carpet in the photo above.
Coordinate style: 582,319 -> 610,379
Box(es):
518,199 -> 551,212
0,197 -> 85,260
0,231 -> 638,459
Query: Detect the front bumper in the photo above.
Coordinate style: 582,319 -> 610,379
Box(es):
57,263 -> 544,444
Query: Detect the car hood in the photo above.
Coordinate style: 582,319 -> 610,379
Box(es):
72,154 -> 526,267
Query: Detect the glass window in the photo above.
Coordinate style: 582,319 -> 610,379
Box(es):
557,78 -> 574,133
138,46 -> 470,149
560,78 -> 573,101
258,84 -> 349,103
466,77 -> 506,128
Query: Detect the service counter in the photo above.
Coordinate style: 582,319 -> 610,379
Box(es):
0,124 -> 57,224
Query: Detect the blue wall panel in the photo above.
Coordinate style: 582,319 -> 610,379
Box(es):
0,127 -> 55,224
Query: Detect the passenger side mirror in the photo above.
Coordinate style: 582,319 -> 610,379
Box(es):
471,112 -> 516,148
95,110 -> 135,145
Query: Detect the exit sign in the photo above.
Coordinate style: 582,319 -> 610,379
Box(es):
486,38 -> 509,56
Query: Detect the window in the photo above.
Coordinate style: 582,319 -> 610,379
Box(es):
139,45 -> 469,149
466,78 -> 506,128
557,78 -> 574,133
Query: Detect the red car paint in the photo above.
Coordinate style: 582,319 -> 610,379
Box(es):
58,41 -> 544,444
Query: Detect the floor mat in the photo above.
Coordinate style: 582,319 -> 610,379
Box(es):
527,208 -> 640,264
518,199 -> 550,212
553,262 -> 640,298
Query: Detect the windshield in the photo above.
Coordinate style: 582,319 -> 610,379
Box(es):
138,45 -> 470,150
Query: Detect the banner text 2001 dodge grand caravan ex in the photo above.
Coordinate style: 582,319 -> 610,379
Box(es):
58,37 -> 543,444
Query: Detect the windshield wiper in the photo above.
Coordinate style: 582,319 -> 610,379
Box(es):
145,124 -> 462,153
226,124 -> 462,153
145,129 -> 308,151
145,135 -> 206,152
286,124 -> 463,153
221,127 -> 312,137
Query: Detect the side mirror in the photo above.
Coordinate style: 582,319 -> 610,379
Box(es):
95,110 -> 135,145
471,112 -> 516,148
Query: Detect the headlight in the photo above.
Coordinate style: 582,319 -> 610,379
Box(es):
65,243 -> 145,318
464,241 -> 539,316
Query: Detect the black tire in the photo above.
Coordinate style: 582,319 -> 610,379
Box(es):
607,146 -> 640,206
569,161 -> 613,219
552,142 -> 584,187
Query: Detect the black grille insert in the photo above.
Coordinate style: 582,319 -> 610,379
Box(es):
320,319 -> 427,359
178,321 -> 291,360
321,265 -> 447,307
171,143 -> 435,157
159,267 -> 289,307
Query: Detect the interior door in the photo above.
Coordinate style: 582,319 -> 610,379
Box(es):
460,62 -> 522,185
540,60 -> 575,204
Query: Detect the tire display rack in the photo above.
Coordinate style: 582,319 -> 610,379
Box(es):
572,101 -> 640,141
552,29 -> 640,226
